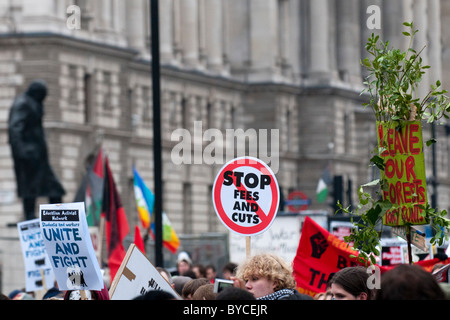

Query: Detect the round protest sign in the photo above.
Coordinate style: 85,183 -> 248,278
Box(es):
212,157 -> 280,236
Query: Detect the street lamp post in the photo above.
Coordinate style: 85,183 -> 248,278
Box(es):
150,0 -> 163,268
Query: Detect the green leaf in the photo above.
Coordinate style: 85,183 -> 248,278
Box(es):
361,179 -> 380,188
370,155 -> 385,170
366,205 -> 382,226
426,138 -> 437,147
362,58 -> 371,68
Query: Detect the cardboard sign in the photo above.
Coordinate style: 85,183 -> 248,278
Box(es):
109,244 -> 181,300
433,263 -> 450,283
392,226 -> 428,252
377,121 -> 427,226
212,157 -> 280,236
40,202 -> 103,291
17,219 -> 55,292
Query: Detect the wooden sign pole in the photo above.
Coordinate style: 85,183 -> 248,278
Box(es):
406,225 -> 413,264
246,236 -> 251,259
80,290 -> 88,300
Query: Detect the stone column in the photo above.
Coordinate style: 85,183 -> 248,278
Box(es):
428,0 -> 441,85
336,0 -> 361,84
159,0 -> 174,64
205,0 -> 223,73
248,0 -> 278,81
22,0 -> 54,15
441,0 -> 450,88
100,0 -> 112,30
180,0 -> 199,69
309,0 -> 330,80
382,0 -> 412,49
412,0 -> 429,99
126,0 -> 145,51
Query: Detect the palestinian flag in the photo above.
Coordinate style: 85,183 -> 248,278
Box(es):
102,157 -> 129,281
316,166 -> 331,203
74,149 -> 104,226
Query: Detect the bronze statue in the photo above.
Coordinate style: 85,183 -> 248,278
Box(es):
8,80 -> 65,221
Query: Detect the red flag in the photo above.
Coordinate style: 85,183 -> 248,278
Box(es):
293,216 -> 365,297
101,157 -> 129,282
134,224 -> 145,254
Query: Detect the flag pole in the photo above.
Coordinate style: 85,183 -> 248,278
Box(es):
98,215 -> 105,267
151,0 -> 164,267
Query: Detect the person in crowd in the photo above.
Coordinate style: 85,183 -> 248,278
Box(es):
192,283 -> 217,300
205,264 -> 217,283
329,266 -> 374,300
181,278 -> 209,300
11,292 -> 35,300
133,290 -> 176,300
42,286 -> 64,300
175,251 -> 192,276
157,266 -> 174,289
181,269 -> 197,279
192,264 -> 207,279
172,275 -> 192,296
376,264 -> 446,300
64,283 -> 110,300
314,272 -> 334,300
0,293 -> 10,300
216,286 -> 256,300
222,262 -> 238,280
157,267 -> 172,282
231,253 -> 312,300
8,289 -> 24,300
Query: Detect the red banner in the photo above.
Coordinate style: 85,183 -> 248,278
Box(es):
293,216 -> 364,297
292,216 -> 448,297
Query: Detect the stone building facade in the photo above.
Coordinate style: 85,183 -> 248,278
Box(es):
0,0 -> 450,292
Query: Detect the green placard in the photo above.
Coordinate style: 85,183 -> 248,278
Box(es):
377,121 -> 427,226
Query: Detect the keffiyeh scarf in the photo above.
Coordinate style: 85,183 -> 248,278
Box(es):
257,289 -> 295,300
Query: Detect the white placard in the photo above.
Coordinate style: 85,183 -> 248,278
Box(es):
17,219 -> 55,292
109,244 -> 181,300
40,202 -> 103,291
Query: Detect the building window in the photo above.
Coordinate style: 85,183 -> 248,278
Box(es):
103,71 -> 112,110
183,182 -> 192,234
83,73 -> 92,124
142,86 -> 152,122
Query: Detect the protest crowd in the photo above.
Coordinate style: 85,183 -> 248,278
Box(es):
3,246 -> 450,301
